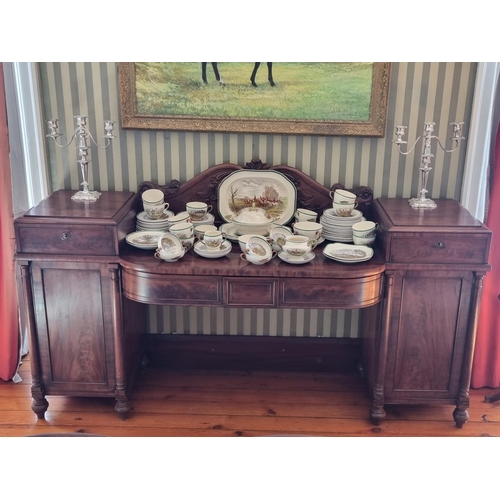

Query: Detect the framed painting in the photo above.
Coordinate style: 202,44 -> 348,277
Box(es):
118,62 -> 391,137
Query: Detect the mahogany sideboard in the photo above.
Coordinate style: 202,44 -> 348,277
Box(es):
13,162 -> 491,428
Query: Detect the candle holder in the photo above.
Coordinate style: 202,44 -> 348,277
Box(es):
46,115 -> 116,202
393,121 -> 465,209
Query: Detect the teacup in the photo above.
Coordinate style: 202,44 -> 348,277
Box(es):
332,200 -> 357,217
295,208 -> 318,222
279,234 -> 315,259
201,230 -> 226,251
154,248 -> 185,261
143,202 -> 170,220
293,221 -> 323,240
142,189 -> 165,204
180,236 -> 195,251
241,236 -> 276,265
352,221 -> 378,238
353,235 -> 376,247
330,188 -> 357,205
165,212 -> 191,228
240,251 -> 276,265
195,224 -> 217,240
186,201 -> 212,221
169,222 -> 194,240
238,233 -> 254,253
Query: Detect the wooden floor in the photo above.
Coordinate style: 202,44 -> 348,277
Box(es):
1,356 -> 500,437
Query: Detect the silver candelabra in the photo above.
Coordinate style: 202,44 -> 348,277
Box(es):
393,121 -> 465,209
46,115 -> 116,202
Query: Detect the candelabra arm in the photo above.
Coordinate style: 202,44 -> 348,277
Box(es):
395,136 -> 422,156
86,131 -> 113,150
47,130 -> 78,149
434,136 -> 463,154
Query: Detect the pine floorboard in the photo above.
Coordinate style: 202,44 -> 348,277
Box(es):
1,357 -> 499,437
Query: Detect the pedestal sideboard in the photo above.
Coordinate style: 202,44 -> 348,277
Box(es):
13,164 -> 491,427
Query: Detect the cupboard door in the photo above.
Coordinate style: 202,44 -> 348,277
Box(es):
384,270 -> 473,402
30,261 -> 116,395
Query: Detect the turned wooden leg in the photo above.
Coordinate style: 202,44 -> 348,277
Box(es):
31,375 -> 49,419
20,263 -> 49,419
369,272 -> 395,425
453,273 -> 485,428
453,405 -> 469,429
370,384 -> 386,425
110,266 -> 132,419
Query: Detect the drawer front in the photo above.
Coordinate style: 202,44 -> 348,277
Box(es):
279,276 -> 383,309
18,225 -> 116,255
389,235 -> 489,264
122,271 -> 223,306
224,278 -> 278,307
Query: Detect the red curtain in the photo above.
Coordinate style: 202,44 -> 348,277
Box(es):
0,63 -> 19,381
471,119 -> 500,389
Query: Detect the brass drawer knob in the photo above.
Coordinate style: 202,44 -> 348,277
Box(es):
61,231 -> 71,240
434,241 -> 445,249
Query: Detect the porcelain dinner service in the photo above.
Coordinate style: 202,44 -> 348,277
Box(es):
129,180 -> 376,266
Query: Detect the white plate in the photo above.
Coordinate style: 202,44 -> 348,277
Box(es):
278,251 -> 315,265
136,210 -> 174,223
126,230 -> 166,249
323,243 -> 373,263
218,170 -> 297,225
193,240 -> 232,258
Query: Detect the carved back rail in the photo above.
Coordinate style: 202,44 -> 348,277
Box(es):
138,159 -> 373,225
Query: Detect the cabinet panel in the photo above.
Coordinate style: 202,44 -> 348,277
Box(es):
31,262 -> 116,394
385,271 -> 472,401
224,278 -> 277,307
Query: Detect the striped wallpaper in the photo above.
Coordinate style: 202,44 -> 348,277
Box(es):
38,62 -> 477,338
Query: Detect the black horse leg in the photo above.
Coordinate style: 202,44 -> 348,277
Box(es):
201,63 -> 208,84
267,62 -> 275,87
211,63 -> 225,86
250,62 -> 260,87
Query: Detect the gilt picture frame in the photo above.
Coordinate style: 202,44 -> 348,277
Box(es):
118,62 -> 391,137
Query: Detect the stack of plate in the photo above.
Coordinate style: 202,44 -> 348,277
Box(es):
136,210 -> 174,232
320,208 -> 365,242
323,243 -> 374,263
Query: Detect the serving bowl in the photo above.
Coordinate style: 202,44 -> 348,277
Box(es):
232,205 -> 274,236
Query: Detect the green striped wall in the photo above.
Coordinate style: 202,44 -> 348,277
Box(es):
38,62 -> 477,338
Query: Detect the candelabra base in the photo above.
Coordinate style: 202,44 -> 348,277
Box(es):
408,197 -> 437,209
71,190 -> 102,202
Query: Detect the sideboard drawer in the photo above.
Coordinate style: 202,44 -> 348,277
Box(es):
122,271 -> 223,306
224,278 -> 278,307
389,235 -> 490,264
17,225 -> 116,255
279,276 -> 383,309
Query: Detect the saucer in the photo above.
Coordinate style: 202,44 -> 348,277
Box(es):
193,240 -> 232,258
137,210 -> 174,223
278,251 -> 315,265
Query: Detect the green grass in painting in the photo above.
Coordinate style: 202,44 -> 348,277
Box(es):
135,63 -> 373,122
